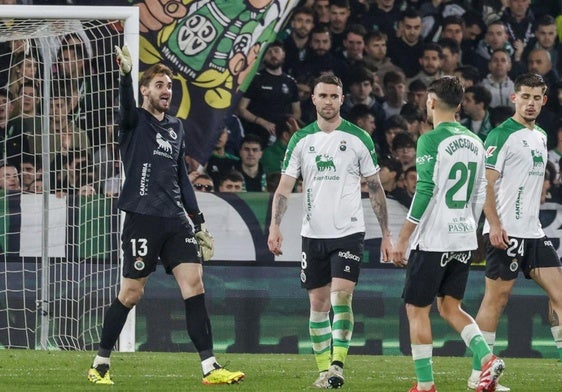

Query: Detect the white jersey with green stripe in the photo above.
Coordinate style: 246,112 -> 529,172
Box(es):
483,117 -> 547,238
408,121 -> 486,251
282,119 -> 379,238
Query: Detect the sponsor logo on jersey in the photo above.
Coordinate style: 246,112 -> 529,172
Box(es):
134,257 -> 145,271
338,251 -> 360,262
485,146 -> 497,158
154,132 -> 174,159
416,154 -> 434,165
315,154 -> 336,171
448,221 -> 475,233
531,149 -> 544,169
139,162 -> 151,196
515,186 -> 524,219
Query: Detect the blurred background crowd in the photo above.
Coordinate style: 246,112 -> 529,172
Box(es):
1,0 -> 562,209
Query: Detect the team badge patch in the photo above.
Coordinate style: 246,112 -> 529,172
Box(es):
300,270 -> 307,283
509,259 -> 518,272
134,257 -> 145,271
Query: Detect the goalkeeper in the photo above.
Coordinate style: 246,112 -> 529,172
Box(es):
87,46 -> 244,386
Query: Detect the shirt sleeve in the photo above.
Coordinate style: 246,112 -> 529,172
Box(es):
119,72 -> 138,134
408,133 -> 436,223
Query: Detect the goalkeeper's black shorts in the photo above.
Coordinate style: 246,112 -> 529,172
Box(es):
121,212 -> 201,278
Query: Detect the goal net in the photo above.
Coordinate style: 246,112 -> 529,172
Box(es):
0,5 -> 138,350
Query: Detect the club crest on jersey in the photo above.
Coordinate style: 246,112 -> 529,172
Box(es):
339,140 -> 347,151
156,132 -> 172,153
309,146 -> 316,153
315,154 -> 336,171
531,149 -> 544,167
134,257 -> 145,271
168,129 -> 177,140
485,146 -> 497,158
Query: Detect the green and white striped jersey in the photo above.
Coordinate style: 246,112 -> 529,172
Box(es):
282,119 -> 378,238
483,118 -> 548,238
408,122 -> 486,251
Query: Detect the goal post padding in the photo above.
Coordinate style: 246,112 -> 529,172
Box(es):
0,5 -> 138,351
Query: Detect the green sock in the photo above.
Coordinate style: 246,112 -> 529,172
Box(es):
331,291 -> 354,365
466,327 -> 495,371
470,334 -> 492,365
411,344 -> 434,383
309,311 -> 331,372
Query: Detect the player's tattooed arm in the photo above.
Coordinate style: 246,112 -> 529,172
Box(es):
365,173 -> 391,237
272,194 -> 288,226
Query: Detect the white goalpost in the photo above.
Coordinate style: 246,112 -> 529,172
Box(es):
0,5 -> 138,351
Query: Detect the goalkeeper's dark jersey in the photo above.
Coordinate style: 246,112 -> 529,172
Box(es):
117,73 -> 199,218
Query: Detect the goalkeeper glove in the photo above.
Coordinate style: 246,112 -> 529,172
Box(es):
114,45 -> 132,76
190,212 -> 214,261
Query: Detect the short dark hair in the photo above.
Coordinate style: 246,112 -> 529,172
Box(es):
345,23 -> 367,38
400,103 -> 424,123
422,42 -> 443,58
408,78 -> 427,93
534,14 -> 556,31
348,104 -> 374,124
347,66 -> 373,86
427,76 -> 465,109
454,65 -> 481,85
290,6 -> 315,20
466,85 -> 492,109
514,73 -> 547,94
392,132 -> 415,151
438,37 -> 460,55
442,15 -> 464,29
379,157 -> 403,180
313,72 -> 343,90
240,133 -> 263,149
385,114 -> 408,132
365,29 -> 388,44
220,169 -> 244,185
383,70 -> 406,88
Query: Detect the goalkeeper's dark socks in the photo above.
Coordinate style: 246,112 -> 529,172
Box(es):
185,293 -> 214,354
98,297 -> 132,355
331,361 -> 344,368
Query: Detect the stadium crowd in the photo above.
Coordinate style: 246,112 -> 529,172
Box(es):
1,0 -> 562,207
208,0 -> 562,206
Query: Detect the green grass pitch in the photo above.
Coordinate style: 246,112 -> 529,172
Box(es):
0,351 -> 561,391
